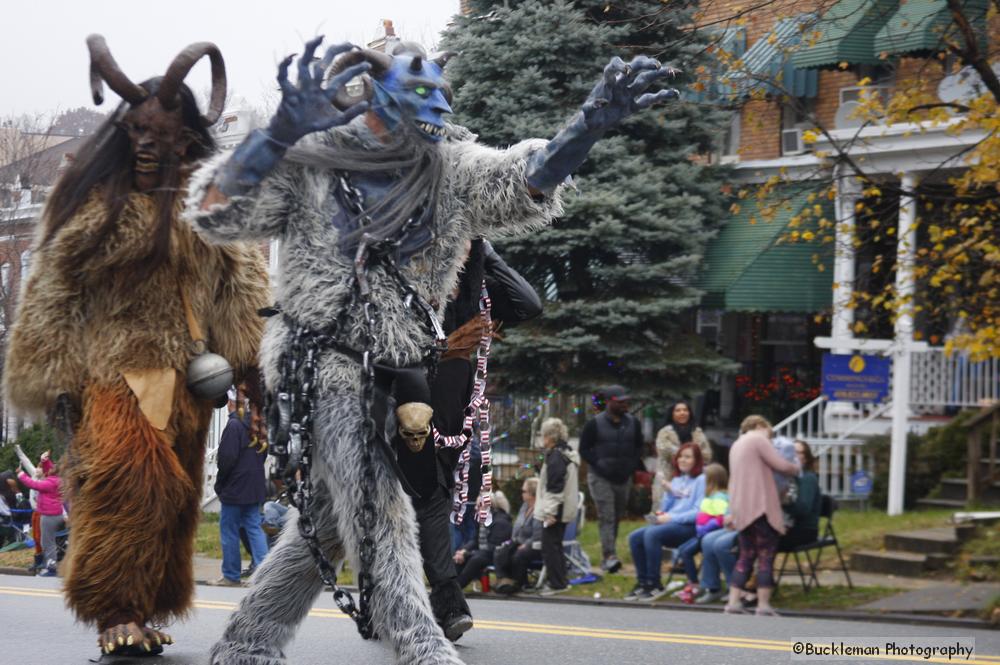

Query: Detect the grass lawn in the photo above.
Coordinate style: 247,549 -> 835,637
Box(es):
0,547 -> 34,569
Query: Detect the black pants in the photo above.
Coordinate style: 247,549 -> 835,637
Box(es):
455,549 -> 494,589
415,489 -> 471,623
778,526 -> 819,551
494,541 -> 543,588
541,522 -> 568,589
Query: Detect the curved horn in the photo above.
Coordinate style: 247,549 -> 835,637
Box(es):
327,49 -> 392,111
157,42 -> 227,126
86,34 -> 148,106
432,51 -> 457,69
409,55 -> 423,73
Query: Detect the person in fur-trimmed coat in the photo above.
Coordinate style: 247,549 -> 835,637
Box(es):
185,37 -> 677,665
3,37 -> 268,657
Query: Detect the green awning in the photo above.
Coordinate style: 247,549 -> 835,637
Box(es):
699,184 -> 834,313
875,0 -> 988,57
725,16 -> 819,98
792,0 -> 898,68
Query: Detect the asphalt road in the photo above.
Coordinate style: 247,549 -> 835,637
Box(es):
2,574 -> 998,665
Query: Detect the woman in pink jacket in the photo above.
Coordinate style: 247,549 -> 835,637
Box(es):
18,453 -> 64,577
725,415 -> 799,616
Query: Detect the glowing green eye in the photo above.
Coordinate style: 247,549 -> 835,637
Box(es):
414,86 -> 429,97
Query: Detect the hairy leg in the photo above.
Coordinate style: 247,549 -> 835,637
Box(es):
65,380 -> 197,652
210,474 -> 342,665
317,394 -> 464,665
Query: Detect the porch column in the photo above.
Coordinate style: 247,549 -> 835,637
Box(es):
888,172 -> 918,516
831,168 -> 860,354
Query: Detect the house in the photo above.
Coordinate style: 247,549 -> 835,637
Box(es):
692,0 -> 1000,510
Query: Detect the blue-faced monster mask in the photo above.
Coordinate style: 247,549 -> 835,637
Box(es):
328,42 -> 454,142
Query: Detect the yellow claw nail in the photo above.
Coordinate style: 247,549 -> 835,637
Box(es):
106,641 -> 114,651
127,635 -> 134,646
117,636 -> 124,645
143,640 -> 151,652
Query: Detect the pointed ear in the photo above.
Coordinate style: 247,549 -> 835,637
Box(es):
431,51 -> 457,69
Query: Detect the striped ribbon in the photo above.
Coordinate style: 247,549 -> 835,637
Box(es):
433,281 -> 493,526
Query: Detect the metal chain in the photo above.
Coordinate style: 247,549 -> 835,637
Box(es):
266,173 -> 443,640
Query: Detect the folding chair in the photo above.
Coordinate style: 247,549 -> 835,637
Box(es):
776,494 -> 853,592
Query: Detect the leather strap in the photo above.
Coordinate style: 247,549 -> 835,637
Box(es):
179,285 -> 205,344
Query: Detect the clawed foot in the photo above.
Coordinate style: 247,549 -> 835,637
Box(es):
97,622 -> 171,656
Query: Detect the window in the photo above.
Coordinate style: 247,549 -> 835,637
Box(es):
722,112 -> 741,160
781,98 -> 815,156
1,263 -> 9,292
20,250 -> 31,277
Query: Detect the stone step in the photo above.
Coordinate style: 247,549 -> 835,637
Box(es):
850,549 -> 927,577
940,477 -> 1000,502
915,498 -> 967,510
883,528 -> 961,555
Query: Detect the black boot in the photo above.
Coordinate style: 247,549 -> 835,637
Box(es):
28,553 -> 43,572
430,580 -> 473,642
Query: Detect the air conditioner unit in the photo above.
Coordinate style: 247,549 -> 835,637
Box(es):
781,128 -> 804,155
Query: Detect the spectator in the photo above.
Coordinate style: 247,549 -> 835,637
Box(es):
0,471 -> 18,547
210,386 -> 269,587
725,415 -> 800,616
625,443 -> 705,601
454,491 -> 513,589
779,440 -> 821,549
675,463 -> 729,603
654,401 -> 711,507
579,384 -> 644,573
535,417 -> 580,596
694,521 -> 739,605
494,478 -> 543,594
17,453 -> 63,577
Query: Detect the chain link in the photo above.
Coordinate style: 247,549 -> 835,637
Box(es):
267,175 -> 445,640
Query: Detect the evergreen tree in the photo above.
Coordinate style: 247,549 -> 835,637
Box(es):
441,0 -> 732,398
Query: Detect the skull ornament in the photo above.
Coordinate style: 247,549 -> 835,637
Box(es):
397,402 -> 433,453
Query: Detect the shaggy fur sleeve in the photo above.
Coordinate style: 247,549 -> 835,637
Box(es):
183,151 -> 303,244
3,240 -> 87,413
207,244 -> 270,373
445,138 -> 564,238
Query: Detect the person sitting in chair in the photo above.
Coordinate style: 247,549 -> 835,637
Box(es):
453,491 -> 512,589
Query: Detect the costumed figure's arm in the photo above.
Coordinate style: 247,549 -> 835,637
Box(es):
207,244 -> 270,374
482,240 -> 542,324
185,38 -> 371,243
3,238 -> 87,414
457,56 -> 678,239
525,56 -> 679,192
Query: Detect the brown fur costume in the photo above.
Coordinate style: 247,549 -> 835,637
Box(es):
4,189 -> 268,627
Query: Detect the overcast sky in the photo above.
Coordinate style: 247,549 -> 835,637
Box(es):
1,0 -> 460,118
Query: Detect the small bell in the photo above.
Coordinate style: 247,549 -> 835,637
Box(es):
186,348 -> 234,402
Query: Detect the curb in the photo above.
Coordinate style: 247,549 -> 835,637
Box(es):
0,566 -> 33,576
462,591 -> 995,631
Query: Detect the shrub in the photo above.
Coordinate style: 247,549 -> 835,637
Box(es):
865,411 -> 972,509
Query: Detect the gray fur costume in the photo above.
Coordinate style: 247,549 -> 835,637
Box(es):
183,117 -> 563,665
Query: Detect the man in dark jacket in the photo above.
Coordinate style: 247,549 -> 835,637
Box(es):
211,386 -> 269,586
578,385 -> 644,573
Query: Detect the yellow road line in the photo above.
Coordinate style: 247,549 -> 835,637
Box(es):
1,585 -> 996,664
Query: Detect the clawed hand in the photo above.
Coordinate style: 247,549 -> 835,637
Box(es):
581,55 -> 680,133
269,36 -> 372,145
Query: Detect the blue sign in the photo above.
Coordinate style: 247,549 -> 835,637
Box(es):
850,470 -> 873,497
821,353 -> 891,403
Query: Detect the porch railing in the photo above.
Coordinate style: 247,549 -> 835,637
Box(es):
911,349 -> 1000,408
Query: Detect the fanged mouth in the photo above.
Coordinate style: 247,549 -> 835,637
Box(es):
134,152 -> 160,173
417,122 -> 445,138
